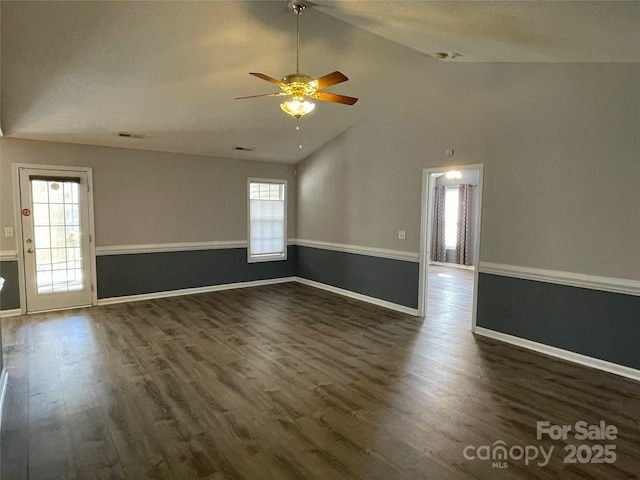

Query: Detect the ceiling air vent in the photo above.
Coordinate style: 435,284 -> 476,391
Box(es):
118,132 -> 145,139
435,52 -> 462,60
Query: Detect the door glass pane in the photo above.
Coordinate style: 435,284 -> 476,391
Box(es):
49,204 -> 65,225
51,248 -> 67,269
64,204 -> 74,224
66,227 -> 80,247
48,182 -> 64,203
34,226 -> 51,248
30,179 -> 85,294
50,226 -> 66,248
52,270 -> 69,291
64,182 -> 74,203
33,204 -> 50,226
35,249 -> 51,267
32,181 -> 49,203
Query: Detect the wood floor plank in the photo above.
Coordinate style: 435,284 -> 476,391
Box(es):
2,267 -> 639,479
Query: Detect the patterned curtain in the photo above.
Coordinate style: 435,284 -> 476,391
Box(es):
456,184 -> 472,266
431,185 -> 446,262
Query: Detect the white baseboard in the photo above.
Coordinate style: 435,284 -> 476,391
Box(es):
429,261 -> 475,271
97,277 -> 296,306
474,327 -> 640,383
0,309 -> 22,318
98,275 -> 418,316
294,277 -> 419,316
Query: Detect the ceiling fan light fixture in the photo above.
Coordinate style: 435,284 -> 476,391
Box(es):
280,99 -> 315,118
237,1 -> 357,120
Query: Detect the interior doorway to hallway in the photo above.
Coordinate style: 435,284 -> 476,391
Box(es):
418,164 -> 484,330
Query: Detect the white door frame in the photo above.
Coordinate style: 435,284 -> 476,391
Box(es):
418,163 -> 484,331
12,163 -> 98,314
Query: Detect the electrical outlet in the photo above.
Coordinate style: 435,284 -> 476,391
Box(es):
501,304 -> 511,316
4,227 -> 14,238
398,230 -> 406,240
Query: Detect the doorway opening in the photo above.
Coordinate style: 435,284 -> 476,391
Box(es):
418,164 -> 484,330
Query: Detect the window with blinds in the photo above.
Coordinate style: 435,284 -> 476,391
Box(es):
248,179 -> 287,262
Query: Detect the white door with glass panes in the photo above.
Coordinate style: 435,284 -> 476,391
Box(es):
19,168 -> 94,312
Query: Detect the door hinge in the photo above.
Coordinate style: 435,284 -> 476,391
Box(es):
91,284 -> 94,292
89,234 -> 92,243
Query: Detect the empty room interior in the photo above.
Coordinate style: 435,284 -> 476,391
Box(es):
0,1 -> 639,479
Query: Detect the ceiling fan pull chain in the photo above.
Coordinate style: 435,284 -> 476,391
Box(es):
296,119 -> 303,149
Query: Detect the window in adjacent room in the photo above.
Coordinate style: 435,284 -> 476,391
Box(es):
444,187 -> 459,249
248,179 -> 287,262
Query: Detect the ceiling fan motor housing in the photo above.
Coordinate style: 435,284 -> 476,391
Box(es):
289,1 -> 307,15
281,73 -> 319,100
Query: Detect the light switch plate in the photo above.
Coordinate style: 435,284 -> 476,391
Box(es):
398,230 -> 406,240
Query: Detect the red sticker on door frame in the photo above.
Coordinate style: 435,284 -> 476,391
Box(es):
22,208 -> 31,216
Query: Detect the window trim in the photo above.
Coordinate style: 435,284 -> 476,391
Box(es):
247,178 -> 288,263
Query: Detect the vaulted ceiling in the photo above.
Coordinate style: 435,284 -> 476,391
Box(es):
1,1 -> 638,163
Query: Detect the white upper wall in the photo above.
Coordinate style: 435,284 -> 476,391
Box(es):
296,62 -> 640,280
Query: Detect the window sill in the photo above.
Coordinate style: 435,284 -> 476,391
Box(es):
247,254 -> 287,264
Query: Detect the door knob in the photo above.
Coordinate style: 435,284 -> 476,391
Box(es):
26,248 -> 33,253
26,238 -> 32,243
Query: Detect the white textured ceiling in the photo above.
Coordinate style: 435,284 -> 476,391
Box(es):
315,1 -> 640,63
1,1 -> 638,164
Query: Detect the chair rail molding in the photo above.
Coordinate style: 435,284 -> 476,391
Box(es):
479,262 -> 639,296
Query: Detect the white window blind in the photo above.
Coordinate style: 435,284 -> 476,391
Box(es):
248,180 -> 286,262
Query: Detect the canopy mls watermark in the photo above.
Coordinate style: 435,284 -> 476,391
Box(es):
462,420 -> 618,469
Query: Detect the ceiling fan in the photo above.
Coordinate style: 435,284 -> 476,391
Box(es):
236,1 -> 358,119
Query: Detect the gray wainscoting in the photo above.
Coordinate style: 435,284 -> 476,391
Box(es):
97,246 -> 296,299
0,261 -> 20,310
477,273 -> 640,370
296,246 -> 419,309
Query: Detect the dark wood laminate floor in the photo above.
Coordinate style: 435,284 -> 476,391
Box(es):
2,267 -> 639,479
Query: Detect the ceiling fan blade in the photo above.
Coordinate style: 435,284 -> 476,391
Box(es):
249,72 -> 284,87
316,91 -> 358,105
314,71 -> 348,89
235,92 -> 285,100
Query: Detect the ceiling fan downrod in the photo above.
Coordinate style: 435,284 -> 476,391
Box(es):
289,1 -> 307,74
